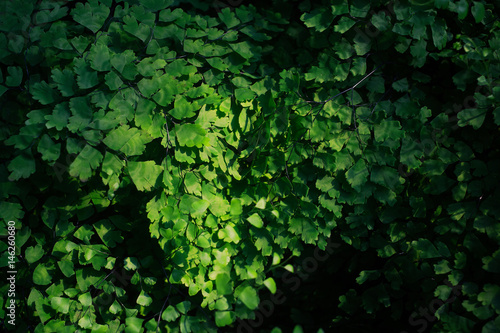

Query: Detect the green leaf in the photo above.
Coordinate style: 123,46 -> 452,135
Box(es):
78,293 -> 93,307
74,58 -> 99,89
457,108 -> 486,130
247,213 -> 264,228
216,273 -> 233,295
71,0 -> 110,33
350,0 -> 370,17
471,1 -> 485,23
125,317 -> 144,332
45,103 -> 70,131
410,39 -> 428,67
141,0 -> 174,12
89,43 -> 111,71
8,150 -> 36,181
215,311 -> 235,327
482,250 -> 500,273
300,7 -> 334,32
51,69 -> 77,97
356,270 -> 381,285
335,39 -> 354,60
374,120 -> 404,143
0,85 -> 7,97
6,66 -> 23,87
103,125 -> 152,156
230,198 -> 243,216
346,159 -> 369,192
137,58 -> 166,77
111,50 -> 137,80
206,57 -> 228,71
70,36 -> 91,54
176,301 -> 191,314
31,81 -> 57,105
235,88 -> 256,101
184,172 -> 201,195
255,198 -> 267,210
371,12 -> 390,31
124,257 -> 140,271
230,41 -> 255,60
25,244 -> 45,264
104,71 -> 123,90
33,264 -> 52,285
69,145 -> 103,181
431,18 -> 448,50
8,34 -> 24,54
137,290 -> 153,306
238,285 -> 259,310
58,260 -> 75,277
478,284 -> 500,309
400,137 -> 424,169
162,305 -> 180,322
370,166 -> 404,192
455,0 -> 469,20
334,16 -> 356,34
50,297 -> 70,314
123,15 -> 151,42
93,219 -> 123,247
289,217 -> 319,244
392,78 -> 408,92
209,196 -> 231,217
67,97 -> 92,132
263,277 -> 277,294
223,224 -> 241,243
37,134 -> 61,162
75,225 -> 95,244
434,260 -> 452,274
176,123 -> 209,148
412,239 -> 441,259
179,194 -> 210,217
128,161 -> 163,191
218,7 -> 240,29
169,96 -> 199,120
367,76 -> 385,93
240,26 -> 270,41
0,202 -> 24,223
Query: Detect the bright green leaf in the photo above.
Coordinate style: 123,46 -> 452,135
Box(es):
215,311 -> 235,327
238,285 -> 259,310
247,213 -> 264,228
50,297 -> 70,314
25,244 -> 45,264
176,123 -> 209,147
263,277 -> 277,294
162,305 -> 180,322
137,290 -> 153,306
33,264 -> 52,285
128,161 -> 163,191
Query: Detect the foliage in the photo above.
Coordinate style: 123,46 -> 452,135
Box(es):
0,0 -> 499,332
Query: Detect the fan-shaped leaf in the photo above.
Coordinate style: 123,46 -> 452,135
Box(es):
103,125 -> 152,156
71,0 -> 110,33
128,161 -> 163,191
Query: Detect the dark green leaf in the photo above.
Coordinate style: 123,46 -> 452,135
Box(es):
71,0 -> 110,33
300,7 -> 334,32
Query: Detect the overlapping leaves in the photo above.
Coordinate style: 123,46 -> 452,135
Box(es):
1,0 -> 499,332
